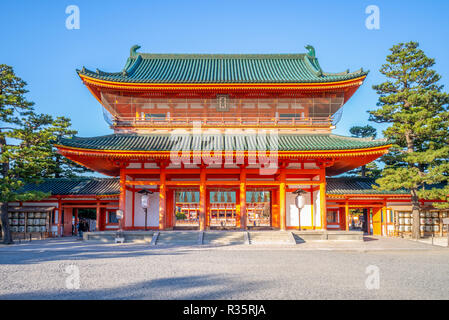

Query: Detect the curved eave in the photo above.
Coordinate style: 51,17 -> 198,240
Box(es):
327,193 -> 410,198
55,144 -> 391,157
55,144 -> 391,176
78,73 -> 367,92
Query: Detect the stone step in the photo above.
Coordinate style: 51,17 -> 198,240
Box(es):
248,231 -> 295,244
84,231 -> 154,243
203,232 -> 245,245
156,231 -> 199,245
291,230 -> 364,241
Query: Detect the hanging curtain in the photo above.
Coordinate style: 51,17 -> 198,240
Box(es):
194,191 -> 199,203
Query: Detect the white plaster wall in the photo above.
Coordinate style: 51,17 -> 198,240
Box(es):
133,192 -> 160,227
286,192 -> 313,227
314,190 -> 322,228
125,190 -> 133,227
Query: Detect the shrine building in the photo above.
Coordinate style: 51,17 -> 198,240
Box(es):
51,44 -> 396,233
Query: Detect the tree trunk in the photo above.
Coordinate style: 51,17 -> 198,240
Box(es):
410,188 -> 420,240
0,131 -> 12,244
0,202 -> 13,244
361,165 -> 366,177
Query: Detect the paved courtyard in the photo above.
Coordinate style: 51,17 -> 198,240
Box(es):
0,237 -> 448,300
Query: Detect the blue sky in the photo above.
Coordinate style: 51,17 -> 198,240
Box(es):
1,0 -> 449,138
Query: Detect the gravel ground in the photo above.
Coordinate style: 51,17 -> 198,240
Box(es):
0,238 -> 448,300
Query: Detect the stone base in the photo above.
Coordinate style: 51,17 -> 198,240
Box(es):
84,231 -> 154,243
83,230 -> 364,244
292,230 -> 364,241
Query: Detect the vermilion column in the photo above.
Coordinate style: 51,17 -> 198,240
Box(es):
159,166 -> 166,230
320,181 -> 327,231
239,167 -> 247,229
279,170 -> 286,231
119,168 -> 126,230
96,200 -> 101,231
345,200 -> 350,231
199,166 -> 206,231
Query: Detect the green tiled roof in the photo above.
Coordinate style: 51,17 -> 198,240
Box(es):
327,177 -> 446,195
19,177 -> 413,196
57,134 -> 390,152
20,178 -> 119,196
327,177 -> 408,195
77,45 -> 368,84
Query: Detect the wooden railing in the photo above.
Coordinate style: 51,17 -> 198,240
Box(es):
114,116 -> 332,128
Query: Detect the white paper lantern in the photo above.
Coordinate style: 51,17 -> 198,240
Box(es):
138,189 -> 153,209
293,189 -> 306,209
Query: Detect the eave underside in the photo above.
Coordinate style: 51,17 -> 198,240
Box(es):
56,147 -> 390,177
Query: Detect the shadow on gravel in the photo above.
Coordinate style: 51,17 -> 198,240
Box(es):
0,274 -> 270,300
0,246 -> 193,265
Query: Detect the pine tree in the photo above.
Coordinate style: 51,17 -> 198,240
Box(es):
45,116 -> 93,178
0,65 -> 50,244
369,42 -> 449,239
0,65 -> 92,244
347,125 -> 381,178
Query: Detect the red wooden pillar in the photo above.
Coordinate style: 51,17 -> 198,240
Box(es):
239,167 -> 247,230
159,166 -> 166,230
119,168 -> 126,230
95,200 -> 101,231
345,200 -> 350,231
199,166 -> 206,231
319,168 -> 327,231
166,189 -> 174,229
279,170 -> 286,231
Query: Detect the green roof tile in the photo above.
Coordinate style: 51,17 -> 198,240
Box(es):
19,177 -> 430,196
77,46 -> 368,84
326,177 -> 408,195
19,178 -> 119,196
57,134 -> 390,152
327,177 -> 446,195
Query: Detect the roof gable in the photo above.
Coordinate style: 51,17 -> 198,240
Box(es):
78,45 -> 368,84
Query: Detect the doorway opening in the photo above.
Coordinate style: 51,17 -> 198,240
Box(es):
247,190 -> 271,229
174,189 -> 200,229
209,190 -> 237,229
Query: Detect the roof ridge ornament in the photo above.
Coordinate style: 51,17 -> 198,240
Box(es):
305,45 -> 316,58
130,44 -> 141,57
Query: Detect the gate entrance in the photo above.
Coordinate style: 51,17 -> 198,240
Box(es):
246,190 -> 271,228
174,190 -> 200,229
209,190 -> 237,229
